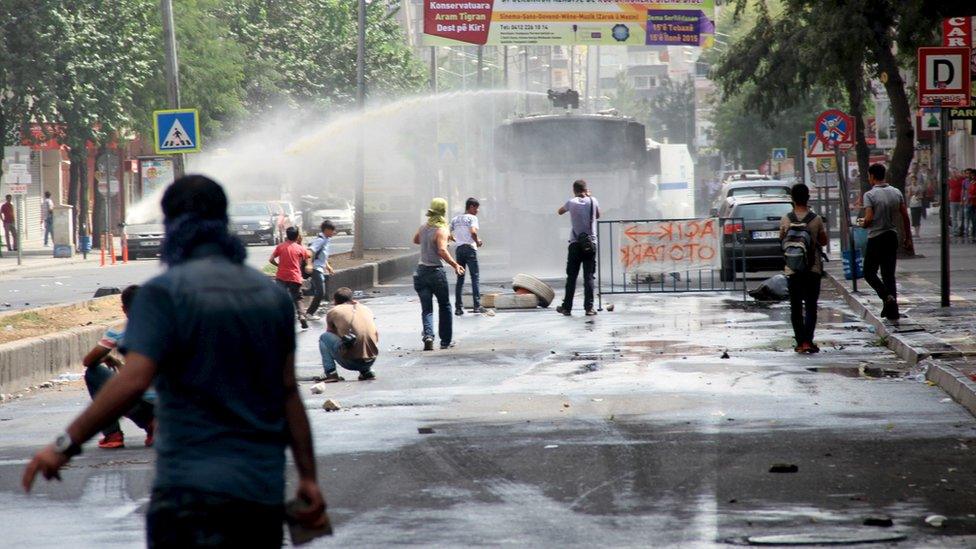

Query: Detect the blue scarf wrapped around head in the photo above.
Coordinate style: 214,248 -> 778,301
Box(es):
159,213 -> 246,266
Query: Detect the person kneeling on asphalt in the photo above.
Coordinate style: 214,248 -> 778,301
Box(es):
82,284 -> 156,449
319,287 -> 379,382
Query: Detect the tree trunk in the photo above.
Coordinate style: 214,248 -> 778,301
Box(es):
79,150 -> 89,239
872,40 -> 914,194
844,68 -> 871,196
68,148 -> 82,246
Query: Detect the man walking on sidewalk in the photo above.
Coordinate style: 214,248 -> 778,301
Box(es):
859,163 -> 913,320
780,184 -> 828,353
450,197 -> 485,315
319,287 -> 379,382
41,191 -> 55,246
2,195 -> 17,251
271,226 -> 310,330
23,175 -> 328,545
413,198 -> 465,351
306,220 -> 337,320
556,180 -> 600,317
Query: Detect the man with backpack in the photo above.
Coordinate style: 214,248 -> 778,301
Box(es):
780,183 -> 828,353
556,180 -> 600,317
305,220 -> 337,320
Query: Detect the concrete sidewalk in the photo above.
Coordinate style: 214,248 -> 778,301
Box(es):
825,232 -> 976,417
0,246 -> 98,275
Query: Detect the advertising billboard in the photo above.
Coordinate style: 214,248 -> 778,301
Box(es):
422,0 -> 715,47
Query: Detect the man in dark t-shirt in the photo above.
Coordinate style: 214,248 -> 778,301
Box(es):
23,176 -> 328,547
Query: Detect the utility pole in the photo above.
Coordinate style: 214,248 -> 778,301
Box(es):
503,46 -> 509,89
352,0 -> 366,258
159,0 -> 185,179
430,47 -> 437,92
476,46 -> 484,88
938,101 -> 950,307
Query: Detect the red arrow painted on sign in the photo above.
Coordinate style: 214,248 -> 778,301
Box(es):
625,226 -> 659,242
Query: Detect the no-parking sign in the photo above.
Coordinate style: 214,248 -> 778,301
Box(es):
814,109 -> 854,149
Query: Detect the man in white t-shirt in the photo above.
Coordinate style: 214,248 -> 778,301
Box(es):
41,191 -> 55,246
450,197 -> 484,315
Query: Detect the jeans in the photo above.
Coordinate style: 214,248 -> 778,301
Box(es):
147,487 -> 283,549
319,331 -> 375,375
414,265 -> 452,344
84,363 -> 154,437
306,271 -> 328,316
3,222 -> 16,251
43,214 -> 54,246
787,272 -> 822,345
561,242 -> 596,312
276,279 -> 306,323
969,205 -> 976,238
951,202 -> 964,235
454,244 -> 480,309
863,231 -> 898,303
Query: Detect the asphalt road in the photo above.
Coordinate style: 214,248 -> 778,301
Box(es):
1,281 -> 975,547
0,236 -> 354,311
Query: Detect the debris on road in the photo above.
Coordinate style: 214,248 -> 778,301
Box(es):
721,350 -> 730,359
418,427 -> 435,434
768,463 -> 799,473
863,516 -> 893,527
925,514 -> 947,528
310,382 -> 327,395
544,444 -> 559,449
322,399 -> 342,412
747,274 -> 789,301
512,274 -> 555,308
605,303 -> 615,312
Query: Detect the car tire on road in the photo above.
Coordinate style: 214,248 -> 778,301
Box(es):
493,293 -> 539,309
511,274 -> 555,308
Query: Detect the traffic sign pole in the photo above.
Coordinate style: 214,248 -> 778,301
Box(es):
160,0 -> 185,178
939,101 -> 950,307
835,143 -> 856,293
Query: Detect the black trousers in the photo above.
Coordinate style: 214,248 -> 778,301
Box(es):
787,272 -> 822,345
276,279 -> 306,321
306,271 -> 327,316
862,231 -> 898,303
147,487 -> 283,548
562,241 -> 596,312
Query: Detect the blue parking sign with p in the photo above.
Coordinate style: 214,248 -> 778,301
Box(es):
154,109 -> 201,155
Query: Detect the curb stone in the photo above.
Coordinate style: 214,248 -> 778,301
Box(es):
824,271 -> 976,418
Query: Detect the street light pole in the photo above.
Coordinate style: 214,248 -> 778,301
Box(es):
159,0 -> 185,179
352,0 -> 366,259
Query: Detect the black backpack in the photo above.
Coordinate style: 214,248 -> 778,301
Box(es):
576,198 -> 596,254
782,211 -> 816,273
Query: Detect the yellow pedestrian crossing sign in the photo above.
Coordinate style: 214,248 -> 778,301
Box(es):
153,108 -> 201,155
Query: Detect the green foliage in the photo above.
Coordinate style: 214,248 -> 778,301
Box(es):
609,74 -> 695,147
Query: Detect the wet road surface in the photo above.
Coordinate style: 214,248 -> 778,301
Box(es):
1,282 -> 975,547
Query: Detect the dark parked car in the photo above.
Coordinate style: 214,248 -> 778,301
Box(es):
721,197 -> 795,280
229,201 -> 276,245
125,223 -> 165,259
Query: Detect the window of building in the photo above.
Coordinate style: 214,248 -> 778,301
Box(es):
632,76 -> 658,90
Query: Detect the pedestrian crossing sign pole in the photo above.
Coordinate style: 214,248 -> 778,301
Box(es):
153,108 -> 201,155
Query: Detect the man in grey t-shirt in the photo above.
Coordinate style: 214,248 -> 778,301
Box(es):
556,179 -> 600,316
858,163 -> 913,320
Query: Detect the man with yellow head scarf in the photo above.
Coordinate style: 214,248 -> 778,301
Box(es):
413,198 -> 465,350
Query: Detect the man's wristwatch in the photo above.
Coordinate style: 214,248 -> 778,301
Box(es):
53,432 -> 82,458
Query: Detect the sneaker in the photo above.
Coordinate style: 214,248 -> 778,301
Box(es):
440,341 -> 455,350
556,305 -> 571,316
471,306 -> 488,314
299,317 -> 309,330
455,308 -> 464,316
145,420 -> 156,447
884,298 -> 900,320
423,337 -> 435,351
585,309 -> 598,316
323,371 -> 345,383
306,314 -> 322,321
808,342 -> 821,353
98,431 -> 125,449
359,370 -> 376,381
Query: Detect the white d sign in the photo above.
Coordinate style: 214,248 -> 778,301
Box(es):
918,47 -> 972,107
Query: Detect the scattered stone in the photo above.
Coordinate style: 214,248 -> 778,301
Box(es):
863,516 -> 893,527
563,403 -> 570,408
309,382 -> 327,395
418,427 -> 435,434
606,304 -> 615,312
591,398 -> 604,402
38,382 -> 53,389
720,350 -> 730,359
544,444 -> 559,449
728,498 -> 738,504
769,463 -> 799,473
924,515 -> 947,528
322,399 -> 341,412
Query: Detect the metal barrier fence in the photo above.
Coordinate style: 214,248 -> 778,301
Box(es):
597,217 -> 748,308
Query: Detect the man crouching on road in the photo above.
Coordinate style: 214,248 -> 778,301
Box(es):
319,287 -> 379,382
23,175 -> 328,547
82,284 -> 156,449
